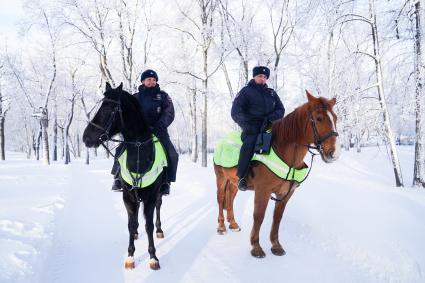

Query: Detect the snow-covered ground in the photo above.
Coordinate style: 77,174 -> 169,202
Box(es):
1,146 -> 425,283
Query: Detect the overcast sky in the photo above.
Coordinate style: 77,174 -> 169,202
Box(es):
0,0 -> 23,46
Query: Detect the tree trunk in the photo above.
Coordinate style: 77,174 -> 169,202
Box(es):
0,78 -> 5,160
26,128 -> 32,159
413,1 -> 425,188
201,47 -> 208,167
32,132 -> 36,159
60,126 -> 64,159
41,115 -> 50,165
343,127 -> 350,151
222,62 -> 234,100
190,87 -> 198,163
52,113 -> 58,161
76,133 -> 81,158
356,131 -> 361,153
327,30 -> 335,97
370,0 -> 403,187
85,146 -> 90,165
100,53 -> 115,87
202,85 -> 207,167
64,131 -> 70,164
36,123 -> 42,161
0,116 -> 5,160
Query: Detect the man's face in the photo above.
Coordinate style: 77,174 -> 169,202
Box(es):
253,74 -> 267,85
143,77 -> 157,88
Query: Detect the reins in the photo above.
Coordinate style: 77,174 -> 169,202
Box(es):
270,105 -> 337,202
92,95 -> 155,200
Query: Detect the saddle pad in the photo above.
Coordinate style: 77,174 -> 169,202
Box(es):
118,135 -> 167,188
213,131 -> 309,182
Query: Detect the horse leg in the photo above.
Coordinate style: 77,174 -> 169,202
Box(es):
155,193 -> 164,239
123,190 -> 140,269
250,190 -> 270,258
143,199 -> 160,270
226,182 -> 240,232
270,189 -> 295,256
215,168 -> 227,235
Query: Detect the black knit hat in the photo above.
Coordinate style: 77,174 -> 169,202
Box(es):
141,69 -> 158,82
252,66 -> 270,79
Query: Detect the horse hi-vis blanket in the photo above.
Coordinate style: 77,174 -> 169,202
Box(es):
213,131 -> 308,182
118,135 -> 167,188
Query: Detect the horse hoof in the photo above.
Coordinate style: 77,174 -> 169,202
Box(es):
156,232 -> 164,239
217,226 -> 227,235
251,248 -> 266,258
134,233 -> 139,240
229,224 -> 241,232
271,246 -> 286,256
149,258 -> 160,270
124,257 -> 135,269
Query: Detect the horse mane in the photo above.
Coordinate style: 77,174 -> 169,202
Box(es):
272,96 -> 335,147
117,90 -> 149,133
272,103 -> 309,145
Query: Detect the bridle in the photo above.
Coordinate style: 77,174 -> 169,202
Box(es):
271,104 -> 339,202
88,95 -> 154,193
306,104 -> 339,154
88,96 -> 152,158
89,97 -> 125,144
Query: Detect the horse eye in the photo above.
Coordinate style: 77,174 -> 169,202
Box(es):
316,116 -> 323,122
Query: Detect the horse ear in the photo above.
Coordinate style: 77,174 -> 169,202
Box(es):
329,97 -> 336,107
305,90 -> 316,103
105,82 -> 112,92
118,82 -> 123,91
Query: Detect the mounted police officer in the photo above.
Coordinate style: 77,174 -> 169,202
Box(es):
111,69 -> 179,195
231,66 -> 285,191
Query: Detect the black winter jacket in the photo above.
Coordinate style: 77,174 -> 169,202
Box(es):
134,84 -> 174,135
231,79 -> 285,134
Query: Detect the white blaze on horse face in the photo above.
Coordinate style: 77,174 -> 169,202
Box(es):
327,110 -> 336,132
327,110 -> 341,160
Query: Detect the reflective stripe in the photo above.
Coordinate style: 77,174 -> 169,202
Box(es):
118,136 -> 167,188
214,131 -> 308,182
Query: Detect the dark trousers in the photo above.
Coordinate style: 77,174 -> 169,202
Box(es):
236,132 -> 257,178
157,131 -> 179,182
111,132 -> 179,183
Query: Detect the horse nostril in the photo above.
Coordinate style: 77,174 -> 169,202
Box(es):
329,150 -> 335,158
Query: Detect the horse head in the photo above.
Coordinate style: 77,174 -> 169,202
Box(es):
83,82 -> 127,148
304,90 -> 340,163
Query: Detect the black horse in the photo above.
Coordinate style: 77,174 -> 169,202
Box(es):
83,82 -> 165,270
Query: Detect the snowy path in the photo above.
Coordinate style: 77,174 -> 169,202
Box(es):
39,160 -> 126,283
1,147 -> 425,283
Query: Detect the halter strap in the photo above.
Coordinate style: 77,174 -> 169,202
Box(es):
307,105 -> 339,153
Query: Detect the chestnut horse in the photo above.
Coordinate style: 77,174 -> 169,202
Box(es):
214,91 -> 340,258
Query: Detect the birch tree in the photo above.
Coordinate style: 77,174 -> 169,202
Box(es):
116,0 -> 144,91
171,0 -> 224,167
338,0 -> 404,187
412,0 -> 425,187
266,0 -> 296,91
64,0 -> 116,87
0,62 -> 10,160
218,0 -> 259,87
64,68 -> 79,164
